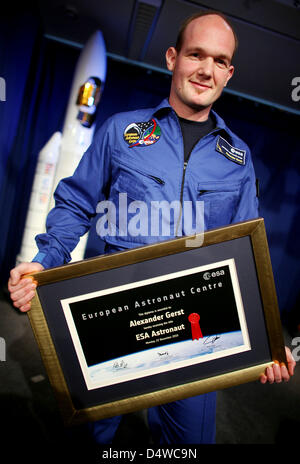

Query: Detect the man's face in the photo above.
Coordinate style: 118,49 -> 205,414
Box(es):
166,15 -> 235,119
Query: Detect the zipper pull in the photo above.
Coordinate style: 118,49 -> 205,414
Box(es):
183,161 -> 188,171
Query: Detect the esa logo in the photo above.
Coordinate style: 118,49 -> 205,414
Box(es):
203,269 -> 225,280
230,147 -> 244,156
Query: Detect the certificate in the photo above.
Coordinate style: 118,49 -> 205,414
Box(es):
28,218 -> 286,425
61,259 -> 250,390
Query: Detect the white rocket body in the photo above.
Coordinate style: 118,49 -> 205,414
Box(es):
17,132 -> 61,264
17,31 -> 107,265
48,30 -> 107,262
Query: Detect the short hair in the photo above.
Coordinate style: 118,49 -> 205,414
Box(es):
175,10 -> 238,59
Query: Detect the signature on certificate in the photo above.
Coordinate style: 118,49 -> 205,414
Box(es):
203,335 -> 221,345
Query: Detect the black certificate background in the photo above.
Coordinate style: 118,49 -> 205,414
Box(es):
69,264 -> 241,367
37,236 -> 271,409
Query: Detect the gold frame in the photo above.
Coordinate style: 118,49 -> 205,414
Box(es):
28,218 -> 286,426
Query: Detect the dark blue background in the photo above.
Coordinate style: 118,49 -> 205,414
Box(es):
0,9 -> 299,327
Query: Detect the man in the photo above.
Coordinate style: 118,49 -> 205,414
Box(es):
8,11 -> 295,444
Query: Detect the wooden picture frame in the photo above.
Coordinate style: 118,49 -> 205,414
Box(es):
28,218 -> 286,426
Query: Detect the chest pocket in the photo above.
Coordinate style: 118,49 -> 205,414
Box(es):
197,181 -> 241,230
105,159 -> 165,245
110,158 -> 165,201
111,164 -> 165,201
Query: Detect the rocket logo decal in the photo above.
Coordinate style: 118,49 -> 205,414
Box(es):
123,119 -> 161,147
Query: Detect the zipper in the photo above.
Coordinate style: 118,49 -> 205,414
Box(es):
175,160 -> 188,236
174,123 -> 221,237
180,161 -> 188,203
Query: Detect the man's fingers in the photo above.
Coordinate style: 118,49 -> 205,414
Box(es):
280,363 -> 290,382
8,275 -> 33,292
19,303 -> 32,313
10,282 -> 36,304
260,346 -> 296,385
12,290 -> 36,310
273,362 -> 282,383
8,266 -> 40,311
7,262 -> 44,313
266,366 -> 275,384
12,289 -> 36,307
9,268 -> 22,286
260,373 -> 267,384
9,262 -> 43,287
285,346 -> 296,376
9,263 -> 32,285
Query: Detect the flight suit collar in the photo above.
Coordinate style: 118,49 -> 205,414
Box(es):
151,98 -> 233,143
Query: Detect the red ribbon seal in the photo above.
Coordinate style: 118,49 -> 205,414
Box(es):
188,313 -> 203,340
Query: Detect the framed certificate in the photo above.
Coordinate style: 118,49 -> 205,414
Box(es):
28,218 -> 286,425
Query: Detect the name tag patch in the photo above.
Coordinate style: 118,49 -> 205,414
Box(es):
216,136 -> 246,165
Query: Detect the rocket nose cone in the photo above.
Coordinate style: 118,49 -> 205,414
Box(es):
62,28 -> 107,131
87,30 -> 106,50
77,29 -> 107,82
90,30 -> 104,44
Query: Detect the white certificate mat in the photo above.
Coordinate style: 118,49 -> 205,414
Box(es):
60,258 -> 251,390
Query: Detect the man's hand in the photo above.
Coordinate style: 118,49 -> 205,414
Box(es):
260,346 -> 296,384
8,262 -> 44,312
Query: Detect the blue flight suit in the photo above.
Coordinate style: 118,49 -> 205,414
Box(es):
33,98 -> 259,444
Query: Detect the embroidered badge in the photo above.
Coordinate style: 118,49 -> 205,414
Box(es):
123,119 -> 161,147
216,136 -> 246,165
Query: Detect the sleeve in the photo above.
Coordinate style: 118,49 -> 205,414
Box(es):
32,118 -> 113,269
231,146 -> 259,224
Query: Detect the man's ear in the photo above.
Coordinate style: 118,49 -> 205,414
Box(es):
165,47 -> 177,72
224,65 -> 234,87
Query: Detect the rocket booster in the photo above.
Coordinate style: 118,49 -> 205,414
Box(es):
17,132 -> 61,263
17,30 -> 107,265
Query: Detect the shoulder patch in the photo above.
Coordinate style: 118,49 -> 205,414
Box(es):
123,119 -> 161,148
216,136 -> 246,165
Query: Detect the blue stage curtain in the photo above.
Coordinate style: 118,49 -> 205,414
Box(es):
0,10 -> 79,283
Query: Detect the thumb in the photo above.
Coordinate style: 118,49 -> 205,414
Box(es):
9,262 -> 44,285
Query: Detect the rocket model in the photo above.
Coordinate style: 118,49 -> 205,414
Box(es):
17,30 -> 107,265
16,132 -> 62,265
